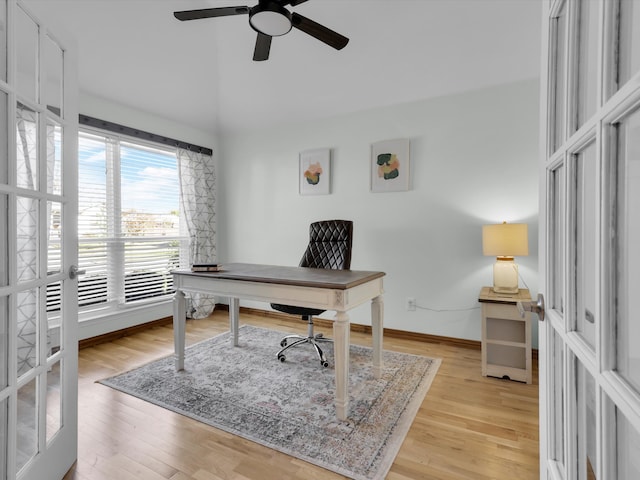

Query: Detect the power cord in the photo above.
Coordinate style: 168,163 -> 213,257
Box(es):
411,267 -> 530,313
517,268 -> 530,291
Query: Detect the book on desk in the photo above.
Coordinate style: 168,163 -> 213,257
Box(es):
191,263 -> 221,272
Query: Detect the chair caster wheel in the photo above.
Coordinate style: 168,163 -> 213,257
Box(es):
316,333 -> 324,339
321,361 -> 329,368
280,339 -> 287,347
278,355 -> 286,363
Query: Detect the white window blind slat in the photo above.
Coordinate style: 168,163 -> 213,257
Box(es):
70,130 -> 187,314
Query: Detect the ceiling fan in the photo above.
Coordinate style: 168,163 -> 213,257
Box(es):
173,0 -> 349,61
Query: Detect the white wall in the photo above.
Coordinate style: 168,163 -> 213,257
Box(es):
79,92 -> 218,150
218,79 -> 540,346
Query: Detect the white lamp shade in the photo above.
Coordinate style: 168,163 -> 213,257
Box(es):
482,223 -> 529,257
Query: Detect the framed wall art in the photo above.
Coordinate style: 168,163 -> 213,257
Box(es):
299,148 -> 331,195
370,138 -> 410,193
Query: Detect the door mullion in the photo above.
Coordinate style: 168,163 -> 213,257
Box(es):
600,119 -> 617,375
36,285 -> 47,455
566,0 -> 579,136
564,350 -> 576,480
595,375 -> 604,479
599,388 -> 616,479
35,19 -> 48,459
5,291 -> 16,480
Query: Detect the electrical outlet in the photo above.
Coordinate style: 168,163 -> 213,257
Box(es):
406,297 -> 416,311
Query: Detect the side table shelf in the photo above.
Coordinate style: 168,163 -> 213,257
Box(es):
478,286 -> 532,384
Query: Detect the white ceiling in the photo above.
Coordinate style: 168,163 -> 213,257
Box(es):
22,0 -> 542,136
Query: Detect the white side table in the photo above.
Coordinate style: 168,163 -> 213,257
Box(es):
478,287 -> 532,384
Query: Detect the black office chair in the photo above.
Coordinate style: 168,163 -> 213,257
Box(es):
272,220 -> 353,367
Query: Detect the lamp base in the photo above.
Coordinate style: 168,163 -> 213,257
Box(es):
492,257 -> 519,294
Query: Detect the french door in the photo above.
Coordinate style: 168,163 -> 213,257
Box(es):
1,1 -> 78,479
540,0 -> 640,478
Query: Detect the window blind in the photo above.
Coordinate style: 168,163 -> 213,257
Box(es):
72,130 -> 187,314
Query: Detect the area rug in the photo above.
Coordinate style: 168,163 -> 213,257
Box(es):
99,325 -> 441,480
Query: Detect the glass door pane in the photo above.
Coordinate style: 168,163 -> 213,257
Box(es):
551,2 -> 568,153
0,396 -> 7,479
0,295 -> 7,389
46,361 -> 62,443
0,0 -> 6,82
16,378 -> 37,472
551,329 -> 566,467
46,121 -> 62,196
16,288 -> 38,378
616,407 -> 640,479
16,196 -> 38,284
47,201 -> 62,275
0,92 -> 6,185
15,6 -> 37,103
576,360 -> 598,479
572,140 -> 597,349
551,164 -> 565,314
44,36 -> 63,116
16,103 -> 37,191
576,0 -> 599,129
617,0 -> 640,90
0,193 -> 6,287
615,106 -> 640,393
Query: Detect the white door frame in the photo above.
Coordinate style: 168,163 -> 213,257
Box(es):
539,0 -> 640,479
1,1 -> 78,479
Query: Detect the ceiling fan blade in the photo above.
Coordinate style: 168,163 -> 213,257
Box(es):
174,6 -> 249,21
253,33 -> 272,61
279,0 -> 309,6
291,13 -> 349,50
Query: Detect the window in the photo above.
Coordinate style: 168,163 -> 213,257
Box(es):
73,129 -> 187,316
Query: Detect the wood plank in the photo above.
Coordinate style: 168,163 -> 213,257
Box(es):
65,309 -> 539,479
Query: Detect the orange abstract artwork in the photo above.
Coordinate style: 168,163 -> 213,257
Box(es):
304,162 -> 323,185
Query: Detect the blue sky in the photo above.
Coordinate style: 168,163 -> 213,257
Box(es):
79,135 -> 179,215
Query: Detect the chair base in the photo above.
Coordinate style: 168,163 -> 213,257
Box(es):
277,332 -> 333,367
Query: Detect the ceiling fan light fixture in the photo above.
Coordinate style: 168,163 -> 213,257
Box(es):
174,1 -> 349,61
249,3 -> 292,36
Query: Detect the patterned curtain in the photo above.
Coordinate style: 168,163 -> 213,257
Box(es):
177,147 -> 217,319
16,104 -> 38,375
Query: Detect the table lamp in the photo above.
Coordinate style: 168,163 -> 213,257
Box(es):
482,222 -> 529,294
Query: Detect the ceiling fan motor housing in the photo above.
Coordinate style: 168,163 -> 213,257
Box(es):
249,2 -> 293,36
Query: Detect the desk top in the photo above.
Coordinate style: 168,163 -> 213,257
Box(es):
173,263 -> 385,290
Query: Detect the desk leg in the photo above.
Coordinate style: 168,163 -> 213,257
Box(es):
372,294 -> 384,379
229,297 -> 239,347
173,289 -> 186,371
333,310 -> 350,421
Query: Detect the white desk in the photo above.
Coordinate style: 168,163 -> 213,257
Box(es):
172,263 -> 385,421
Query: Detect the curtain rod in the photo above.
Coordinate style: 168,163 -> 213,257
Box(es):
79,114 -> 213,156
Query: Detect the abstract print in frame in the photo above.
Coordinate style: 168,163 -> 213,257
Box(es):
371,138 -> 410,192
299,148 -> 331,195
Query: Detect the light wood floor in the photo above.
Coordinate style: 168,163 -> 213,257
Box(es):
64,310 -> 539,480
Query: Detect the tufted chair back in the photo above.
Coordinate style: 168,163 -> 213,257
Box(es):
271,220 -> 354,366
299,220 -> 353,270
270,220 -> 353,318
